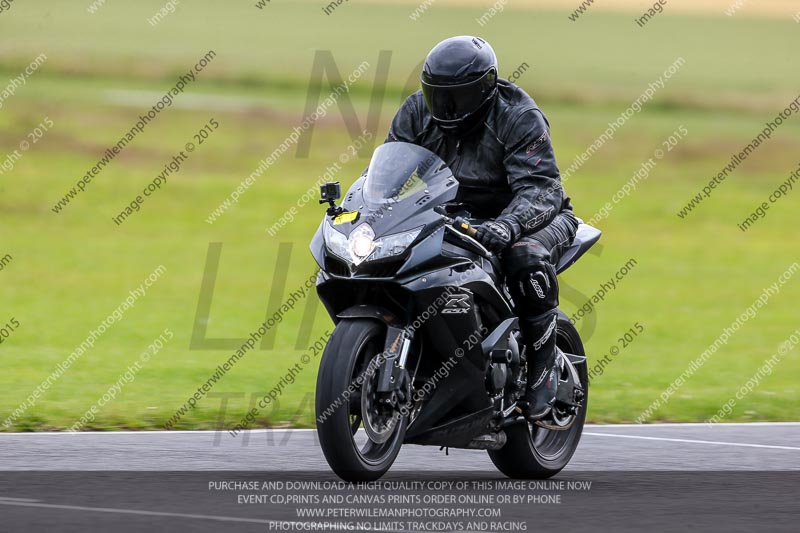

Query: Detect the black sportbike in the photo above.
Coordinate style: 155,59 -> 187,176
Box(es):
310,142 -> 601,481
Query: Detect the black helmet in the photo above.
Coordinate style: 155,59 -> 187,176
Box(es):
421,36 -> 498,137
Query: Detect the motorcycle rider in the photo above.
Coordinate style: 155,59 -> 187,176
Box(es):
384,36 -> 579,421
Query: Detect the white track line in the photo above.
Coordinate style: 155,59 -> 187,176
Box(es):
1,422 -> 798,436
0,500 -> 412,531
0,500 -> 269,524
584,432 -> 800,451
0,429 -> 317,436
586,422 -> 800,428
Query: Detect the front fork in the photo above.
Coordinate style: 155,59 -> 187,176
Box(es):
375,326 -> 413,409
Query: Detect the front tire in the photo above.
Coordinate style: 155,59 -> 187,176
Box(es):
488,310 -> 588,478
315,319 -> 406,481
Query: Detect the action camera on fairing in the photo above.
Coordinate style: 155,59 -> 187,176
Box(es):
319,182 -> 341,202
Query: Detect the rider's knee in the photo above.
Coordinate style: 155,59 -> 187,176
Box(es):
504,245 -> 559,315
503,238 -> 549,268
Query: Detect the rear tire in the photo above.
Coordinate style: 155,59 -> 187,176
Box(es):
488,310 -> 588,479
315,319 -> 406,482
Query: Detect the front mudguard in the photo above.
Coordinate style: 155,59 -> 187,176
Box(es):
336,305 -> 409,395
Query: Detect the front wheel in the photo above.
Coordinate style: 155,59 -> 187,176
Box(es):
488,310 -> 588,479
315,319 -> 406,481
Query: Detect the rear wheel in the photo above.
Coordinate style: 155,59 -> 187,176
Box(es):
488,311 -> 588,478
315,319 -> 406,481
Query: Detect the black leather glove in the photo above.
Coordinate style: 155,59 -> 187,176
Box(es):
475,220 -> 515,253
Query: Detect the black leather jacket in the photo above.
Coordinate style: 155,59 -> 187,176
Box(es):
386,79 -> 573,239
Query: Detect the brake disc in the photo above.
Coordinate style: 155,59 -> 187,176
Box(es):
360,367 -> 400,444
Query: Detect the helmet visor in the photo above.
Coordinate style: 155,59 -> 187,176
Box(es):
421,68 -> 496,122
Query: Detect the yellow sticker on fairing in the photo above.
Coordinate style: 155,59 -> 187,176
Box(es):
333,211 -> 359,225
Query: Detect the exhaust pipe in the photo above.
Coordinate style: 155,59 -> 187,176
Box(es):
466,431 -> 507,450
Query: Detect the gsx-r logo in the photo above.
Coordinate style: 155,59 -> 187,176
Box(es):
442,294 -> 470,314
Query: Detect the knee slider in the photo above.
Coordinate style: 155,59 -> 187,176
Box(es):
509,261 -> 559,315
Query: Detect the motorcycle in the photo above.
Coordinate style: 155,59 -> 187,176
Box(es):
310,141 -> 601,481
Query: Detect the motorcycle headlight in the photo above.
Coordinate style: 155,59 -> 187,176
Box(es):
348,223 -> 375,265
324,223 -> 422,266
323,222 -> 350,262
369,227 -> 422,262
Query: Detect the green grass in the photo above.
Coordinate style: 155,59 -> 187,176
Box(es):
0,0 -> 798,430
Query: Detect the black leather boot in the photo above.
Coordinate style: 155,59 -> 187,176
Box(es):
520,311 -> 558,421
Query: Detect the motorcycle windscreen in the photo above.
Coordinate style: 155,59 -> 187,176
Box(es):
363,142 -> 445,207
358,142 -> 458,236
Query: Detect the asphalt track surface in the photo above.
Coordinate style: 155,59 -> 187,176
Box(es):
1,423 -> 798,532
